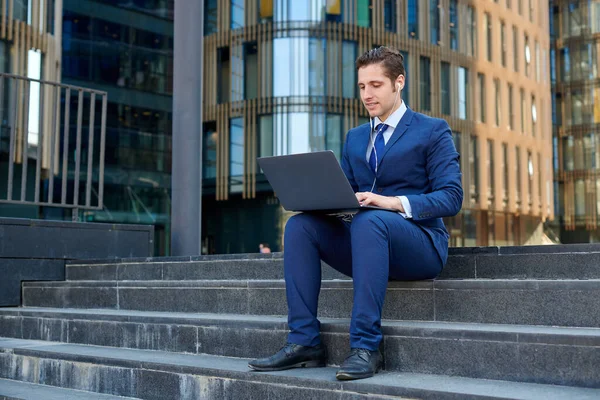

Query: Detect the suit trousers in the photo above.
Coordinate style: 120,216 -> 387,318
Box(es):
284,210 -> 443,351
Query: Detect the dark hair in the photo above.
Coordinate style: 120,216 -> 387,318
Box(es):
356,46 -> 405,84
260,243 -> 270,248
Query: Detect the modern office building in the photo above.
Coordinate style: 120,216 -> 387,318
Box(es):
550,1 -> 600,243
200,0 -> 553,253
59,0 -> 174,254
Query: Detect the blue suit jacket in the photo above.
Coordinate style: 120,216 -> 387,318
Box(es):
341,107 -> 463,264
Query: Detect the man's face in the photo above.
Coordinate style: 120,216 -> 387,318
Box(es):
357,63 -> 404,118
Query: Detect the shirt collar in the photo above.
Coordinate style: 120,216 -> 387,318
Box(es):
373,100 -> 407,130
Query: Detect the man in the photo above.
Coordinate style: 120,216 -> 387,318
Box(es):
248,46 -> 463,380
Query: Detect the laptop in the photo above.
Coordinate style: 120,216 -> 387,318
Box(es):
257,150 -> 397,213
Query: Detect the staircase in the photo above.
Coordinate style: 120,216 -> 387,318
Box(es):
1,245 -> 600,399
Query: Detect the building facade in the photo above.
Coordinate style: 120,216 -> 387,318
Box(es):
550,0 -> 600,243
59,0 -> 174,254
201,0 -> 553,254
0,0 -> 63,218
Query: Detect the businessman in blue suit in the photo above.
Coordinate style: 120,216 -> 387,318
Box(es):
249,46 -> 463,380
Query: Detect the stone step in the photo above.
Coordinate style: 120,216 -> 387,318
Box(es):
65,258 -> 348,281
1,338 -> 599,399
65,248 -> 600,281
0,379 -> 138,400
21,279 -> 600,327
0,308 -> 599,388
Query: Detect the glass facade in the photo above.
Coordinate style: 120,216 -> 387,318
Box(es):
551,0 -> 600,242
60,0 -> 174,255
197,0 -> 551,253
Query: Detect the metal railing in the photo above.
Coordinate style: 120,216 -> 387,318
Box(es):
0,73 -> 107,219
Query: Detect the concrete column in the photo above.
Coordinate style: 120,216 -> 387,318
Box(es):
171,0 -> 203,256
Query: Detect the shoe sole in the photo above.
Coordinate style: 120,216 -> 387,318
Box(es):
335,366 -> 381,381
248,360 -> 327,372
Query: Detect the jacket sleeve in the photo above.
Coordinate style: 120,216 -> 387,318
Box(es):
405,120 -> 463,220
341,130 -> 358,192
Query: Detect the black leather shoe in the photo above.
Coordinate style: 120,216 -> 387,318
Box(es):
336,348 -> 382,380
248,343 -> 328,371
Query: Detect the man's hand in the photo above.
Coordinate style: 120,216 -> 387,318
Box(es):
356,192 -> 404,212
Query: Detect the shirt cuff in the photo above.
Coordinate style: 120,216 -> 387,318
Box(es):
396,196 -> 412,219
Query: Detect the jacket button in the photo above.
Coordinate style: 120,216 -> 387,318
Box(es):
377,187 -> 383,193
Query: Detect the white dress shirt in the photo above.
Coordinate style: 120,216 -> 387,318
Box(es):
366,101 -> 413,219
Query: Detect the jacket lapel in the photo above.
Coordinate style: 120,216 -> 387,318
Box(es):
379,107 -> 414,167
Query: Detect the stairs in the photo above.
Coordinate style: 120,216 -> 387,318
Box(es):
1,246 -> 600,399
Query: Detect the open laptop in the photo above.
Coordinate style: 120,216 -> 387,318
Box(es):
257,150 -> 397,214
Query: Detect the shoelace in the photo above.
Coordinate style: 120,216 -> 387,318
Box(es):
345,348 -> 371,363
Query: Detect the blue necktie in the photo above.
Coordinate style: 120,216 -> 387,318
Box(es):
369,123 -> 388,174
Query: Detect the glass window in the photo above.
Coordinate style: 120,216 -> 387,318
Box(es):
508,84 -> 514,130
259,115 -> 273,159
495,79 -> 501,126
467,7 -> 476,56
458,67 -> 468,119
520,88 -> 526,133
203,122 -> 217,179
529,0 -> 534,22
500,22 -> 506,67
563,136 -> 574,171
453,131 -> 462,157
342,41 -> 357,98
273,37 -> 309,97
470,135 -> 479,200
419,57 -> 431,111
430,0 -> 440,44
525,35 -> 531,77
531,95 -> 537,136
231,0 -> 244,29
408,0 -> 419,38
478,73 -> 486,123
488,140 -> 495,199
217,47 -> 230,104
441,62 -> 451,115
230,118 -> 244,177
449,0 -> 458,50
535,41 -> 540,81
309,38 -> 326,96
560,48 -> 570,81
528,151 -> 533,205
575,179 -> 585,216
513,26 -> 519,72
357,0 -> 372,27
230,118 -> 244,192
384,0 -> 397,32
484,13 -> 492,62
401,51 -> 410,105
502,143 -> 509,201
245,43 -> 258,100
205,0 -> 218,35
516,147 -> 522,202
326,114 -> 343,159
553,93 -> 562,126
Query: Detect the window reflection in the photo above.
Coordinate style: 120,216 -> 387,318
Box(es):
430,0 -> 440,45
408,0 -> 419,38
419,56 -> 431,111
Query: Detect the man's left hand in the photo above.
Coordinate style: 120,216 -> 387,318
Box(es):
356,192 -> 404,212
